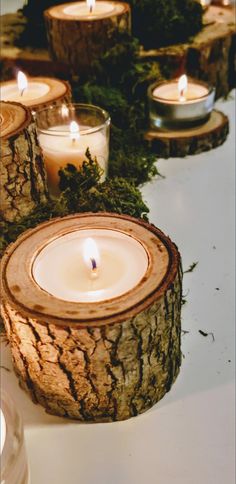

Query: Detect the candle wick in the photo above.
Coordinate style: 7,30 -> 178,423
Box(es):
90,258 -> 99,278
89,5 -> 93,12
20,88 -> 25,97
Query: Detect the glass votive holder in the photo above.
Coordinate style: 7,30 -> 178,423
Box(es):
36,103 -> 111,196
1,391 -> 29,484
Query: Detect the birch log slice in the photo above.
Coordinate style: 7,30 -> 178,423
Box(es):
0,101 -> 48,222
44,2 -> 131,76
0,213 -> 182,422
140,6 -> 236,99
0,77 -> 71,112
145,110 -> 229,158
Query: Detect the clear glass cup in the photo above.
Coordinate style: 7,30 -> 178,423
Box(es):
0,391 -> 29,484
36,103 -> 111,196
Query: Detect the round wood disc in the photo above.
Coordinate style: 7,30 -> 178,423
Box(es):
145,109 -> 229,158
0,101 -> 31,138
0,77 -> 70,110
1,213 -> 180,328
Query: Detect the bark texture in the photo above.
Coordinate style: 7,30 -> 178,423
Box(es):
1,262 -> 182,422
140,6 -> 236,99
145,110 -> 229,158
44,3 -> 131,76
0,102 -> 48,222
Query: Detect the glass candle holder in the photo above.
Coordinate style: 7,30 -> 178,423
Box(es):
0,391 -> 29,484
36,103 -> 110,196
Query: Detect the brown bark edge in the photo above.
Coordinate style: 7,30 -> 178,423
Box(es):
145,109 -> 229,159
0,101 -> 48,222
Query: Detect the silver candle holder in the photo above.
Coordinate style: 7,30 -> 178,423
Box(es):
148,77 -> 215,130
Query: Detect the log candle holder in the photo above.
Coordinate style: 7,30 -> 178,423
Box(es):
0,101 -> 48,222
44,1 -> 131,76
0,213 -> 182,422
0,75 -> 71,113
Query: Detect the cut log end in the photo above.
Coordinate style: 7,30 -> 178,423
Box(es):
0,213 -> 182,422
145,109 -> 229,158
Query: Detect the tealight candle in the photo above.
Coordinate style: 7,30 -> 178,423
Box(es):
62,0 -> 124,18
0,71 -> 71,112
148,75 -> 215,129
33,228 -> 149,302
36,103 -> 110,195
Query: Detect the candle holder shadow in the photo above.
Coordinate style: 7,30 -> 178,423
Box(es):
0,213 -> 182,423
145,109 -> 229,158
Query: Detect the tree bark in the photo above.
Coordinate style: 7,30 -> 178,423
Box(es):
0,213 -> 182,422
145,109 -> 229,158
44,2 -> 131,77
140,6 -> 236,99
0,101 -> 48,222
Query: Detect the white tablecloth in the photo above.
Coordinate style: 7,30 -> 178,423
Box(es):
1,93 -> 235,484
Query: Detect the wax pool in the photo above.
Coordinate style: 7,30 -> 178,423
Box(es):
62,1 -> 124,18
0,82 -> 50,104
152,81 -> 209,102
32,229 -> 149,302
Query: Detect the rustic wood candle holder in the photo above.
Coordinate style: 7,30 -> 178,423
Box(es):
0,77 -> 71,113
0,101 -> 48,222
44,2 -> 131,76
145,109 -> 229,158
0,213 -> 182,422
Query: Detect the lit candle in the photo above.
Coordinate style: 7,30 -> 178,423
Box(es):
0,72 -> 71,111
148,75 -> 215,129
33,228 -> 148,303
62,0 -> 124,19
36,103 -> 110,195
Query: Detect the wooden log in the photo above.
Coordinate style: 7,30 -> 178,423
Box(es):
0,213 -> 182,422
0,101 -> 48,222
145,109 -> 229,158
0,77 -> 71,112
140,6 -> 236,99
44,2 -> 131,76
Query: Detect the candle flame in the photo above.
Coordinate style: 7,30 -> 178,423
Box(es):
83,238 -> 100,277
61,105 -> 69,118
87,0 -> 95,13
17,71 -> 28,96
178,74 -> 188,102
70,121 -> 80,142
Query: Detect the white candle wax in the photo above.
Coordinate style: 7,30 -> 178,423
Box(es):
32,229 -> 149,302
62,1 -> 124,19
38,125 -> 108,193
0,409 -> 6,455
0,81 -> 50,104
152,82 -> 209,103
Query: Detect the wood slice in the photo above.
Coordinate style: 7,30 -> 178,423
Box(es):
44,2 -> 131,76
0,213 -> 182,422
0,101 -> 48,222
145,109 -> 229,158
0,77 -> 71,112
140,6 -> 236,99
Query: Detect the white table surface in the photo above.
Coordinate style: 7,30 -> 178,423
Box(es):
1,93 -> 235,484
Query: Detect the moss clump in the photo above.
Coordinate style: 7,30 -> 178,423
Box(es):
0,151 -> 149,257
127,0 -> 203,49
